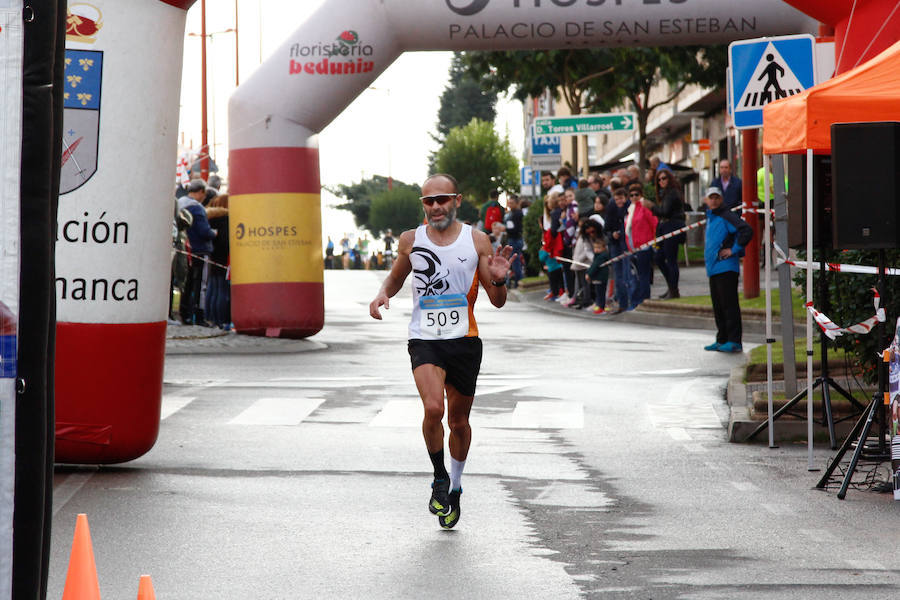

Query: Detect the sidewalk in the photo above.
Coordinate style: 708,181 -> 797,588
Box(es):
165,321 -> 325,355
512,264 -> 814,443
515,264 -> 804,342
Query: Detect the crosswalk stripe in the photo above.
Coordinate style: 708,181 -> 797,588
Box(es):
161,396 -> 196,420
228,397 -> 324,426
369,400 -> 584,429
510,401 -> 583,429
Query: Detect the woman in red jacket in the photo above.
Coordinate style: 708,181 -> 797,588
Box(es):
625,183 -> 658,306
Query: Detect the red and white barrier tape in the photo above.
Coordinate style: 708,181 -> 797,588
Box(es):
805,288 -> 885,340
774,243 -> 900,276
172,247 -> 230,274
597,205 -> 754,268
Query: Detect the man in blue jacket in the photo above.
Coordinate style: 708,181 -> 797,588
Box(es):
179,179 -> 218,325
703,186 -> 753,352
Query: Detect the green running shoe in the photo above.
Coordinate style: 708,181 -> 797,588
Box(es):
429,478 -> 450,515
439,489 -> 462,529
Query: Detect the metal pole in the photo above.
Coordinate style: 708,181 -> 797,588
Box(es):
234,0 -> 240,86
741,129 -> 759,298
806,148 -> 815,470
772,155 -> 797,397
200,0 -> 209,181
764,153 -> 776,448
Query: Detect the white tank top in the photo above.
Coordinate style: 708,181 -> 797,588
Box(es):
408,223 -> 480,340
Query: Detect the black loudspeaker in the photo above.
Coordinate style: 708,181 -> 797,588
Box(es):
831,121 -> 900,249
787,154 -> 832,249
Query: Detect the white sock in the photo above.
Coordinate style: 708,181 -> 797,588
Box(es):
450,457 -> 465,491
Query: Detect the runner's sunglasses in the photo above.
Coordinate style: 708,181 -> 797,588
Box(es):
420,194 -> 457,206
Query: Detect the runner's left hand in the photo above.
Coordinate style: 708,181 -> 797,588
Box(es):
487,244 -> 514,282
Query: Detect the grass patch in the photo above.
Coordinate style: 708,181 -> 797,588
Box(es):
679,245 -> 705,264
748,338 -> 851,366
520,275 -> 546,287
668,288 -> 806,319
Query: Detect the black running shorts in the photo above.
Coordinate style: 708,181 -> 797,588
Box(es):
407,337 -> 483,397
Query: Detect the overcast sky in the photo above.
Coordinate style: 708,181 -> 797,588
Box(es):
178,0 -> 525,242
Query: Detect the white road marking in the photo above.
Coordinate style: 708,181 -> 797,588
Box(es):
637,368 -> 698,376
52,471 -> 96,516
667,428 -> 691,441
160,395 -> 196,420
799,528 -> 839,543
369,400 -> 429,428
648,378 -> 723,431
477,383 -> 529,397
369,400 -> 584,429
761,503 -> 792,516
682,444 -> 707,453
846,559 -> 886,571
228,398 -> 324,426
530,481 -> 613,509
730,480 -> 758,492
511,401 -> 583,429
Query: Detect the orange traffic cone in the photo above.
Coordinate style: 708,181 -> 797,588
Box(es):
61,513 -> 101,600
136,574 -> 156,600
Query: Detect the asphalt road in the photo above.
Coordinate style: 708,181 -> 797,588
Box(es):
49,270 -> 900,599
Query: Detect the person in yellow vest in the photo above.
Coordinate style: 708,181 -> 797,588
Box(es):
757,165 -> 788,202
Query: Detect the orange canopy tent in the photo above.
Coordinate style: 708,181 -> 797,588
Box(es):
762,39 -> 900,154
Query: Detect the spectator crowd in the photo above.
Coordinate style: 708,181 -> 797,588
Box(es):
171,175 -> 231,330
178,159 -> 753,353
482,160 -> 753,352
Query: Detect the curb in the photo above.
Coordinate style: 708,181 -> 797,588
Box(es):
514,289 -> 804,341
164,324 -> 328,355
726,362 -> 857,444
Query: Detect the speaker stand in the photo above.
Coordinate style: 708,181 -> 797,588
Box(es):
745,248 -> 866,448
815,249 -> 891,497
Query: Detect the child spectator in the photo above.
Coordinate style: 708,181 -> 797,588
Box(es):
567,218 -> 594,309
587,237 -> 611,315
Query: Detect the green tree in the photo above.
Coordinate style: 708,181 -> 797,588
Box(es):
522,196 -> 545,276
369,187 -> 423,236
585,46 -> 727,168
462,46 -> 727,168
429,53 -> 498,172
433,119 -> 518,206
436,53 -> 497,140
329,174 -> 421,233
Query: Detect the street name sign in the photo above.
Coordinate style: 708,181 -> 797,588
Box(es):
728,34 -> 816,130
534,113 -> 635,136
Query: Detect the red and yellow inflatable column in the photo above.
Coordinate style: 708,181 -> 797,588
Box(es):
228,147 -> 324,338
54,0 -> 195,463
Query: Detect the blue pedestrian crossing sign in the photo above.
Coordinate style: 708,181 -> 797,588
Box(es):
728,34 -> 817,130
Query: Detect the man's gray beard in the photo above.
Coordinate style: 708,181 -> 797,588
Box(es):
428,204 -> 457,231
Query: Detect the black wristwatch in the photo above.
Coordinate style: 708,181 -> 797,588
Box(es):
490,279 -> 507,287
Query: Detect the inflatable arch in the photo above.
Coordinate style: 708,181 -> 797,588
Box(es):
227,0 -> 817,338
782,0 -> 900,75
54,0 -> 196,464
52,0 -> 817,468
